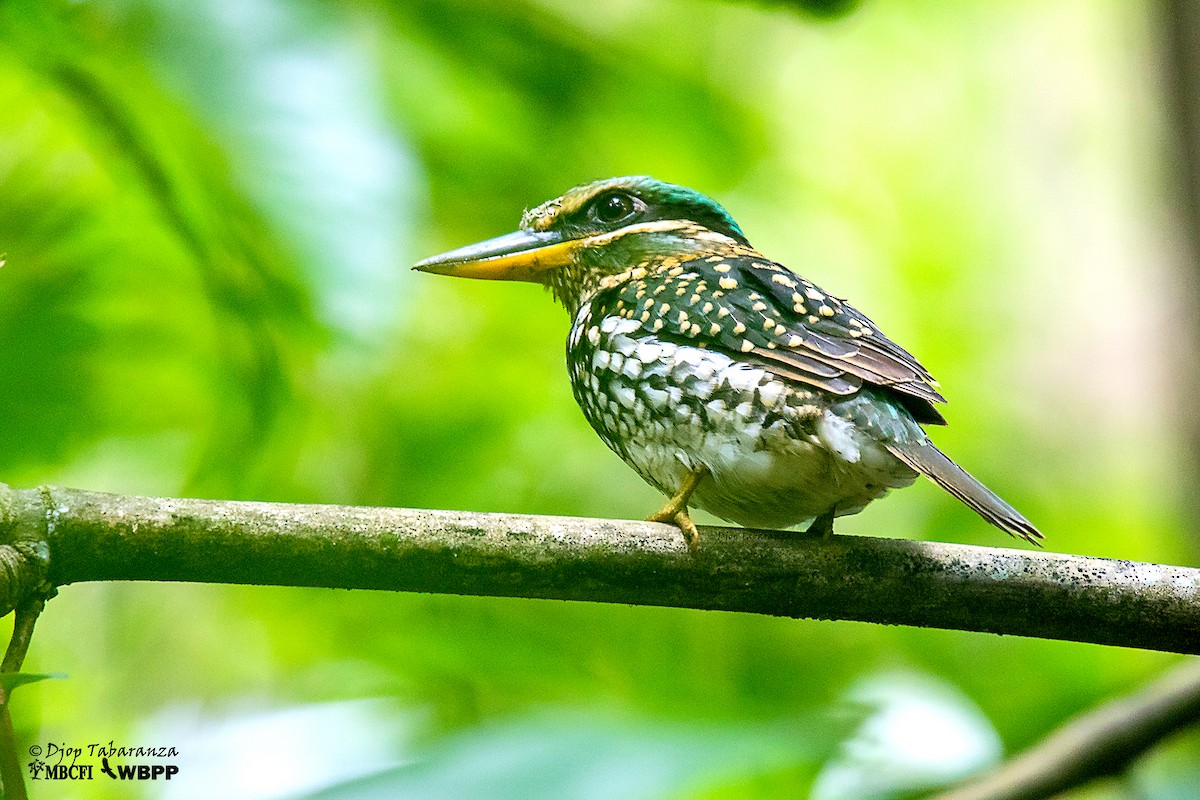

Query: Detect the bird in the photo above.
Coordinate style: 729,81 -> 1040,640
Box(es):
413,176 -> 1041,550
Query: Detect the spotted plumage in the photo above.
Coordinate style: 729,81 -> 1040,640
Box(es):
414,176 -> 1041,549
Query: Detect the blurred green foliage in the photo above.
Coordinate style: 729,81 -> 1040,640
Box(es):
0,0 -> 1197,797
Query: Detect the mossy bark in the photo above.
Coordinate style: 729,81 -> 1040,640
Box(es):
0,483 -> 1197,653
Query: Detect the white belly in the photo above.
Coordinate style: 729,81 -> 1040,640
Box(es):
624,407 -> 918,530
569,315 -> 921,530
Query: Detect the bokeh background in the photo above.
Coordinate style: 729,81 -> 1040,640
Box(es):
2,0 -> 1198,797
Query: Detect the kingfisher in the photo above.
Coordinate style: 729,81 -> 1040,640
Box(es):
414,177 -> 1041,550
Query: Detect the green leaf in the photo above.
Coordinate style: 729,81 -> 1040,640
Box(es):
0,672 -> 66,693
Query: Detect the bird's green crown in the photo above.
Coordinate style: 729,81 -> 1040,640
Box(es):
521,176 -> 747,246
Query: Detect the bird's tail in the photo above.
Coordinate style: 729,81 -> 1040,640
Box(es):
886,441 -> 1043,545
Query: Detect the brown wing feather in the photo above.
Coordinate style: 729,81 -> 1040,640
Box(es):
597,250 -> 947,423
740,256 -> 945,423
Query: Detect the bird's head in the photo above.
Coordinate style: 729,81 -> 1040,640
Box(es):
413,176 -> 750,310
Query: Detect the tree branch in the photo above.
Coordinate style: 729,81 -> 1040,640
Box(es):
0,598 -> 44,800
932,659 -> 1200,800
0,483 -> 1196,653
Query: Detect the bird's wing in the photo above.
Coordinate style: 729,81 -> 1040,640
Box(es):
596,251 -> 947,424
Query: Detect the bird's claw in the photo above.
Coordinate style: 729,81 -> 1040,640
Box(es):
805,509 -> 836,540
647,507 -> 701,552
646,465 -> 709,552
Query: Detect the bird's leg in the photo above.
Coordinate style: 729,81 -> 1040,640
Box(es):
805,508 -> 837,540
647,465 -> 710,552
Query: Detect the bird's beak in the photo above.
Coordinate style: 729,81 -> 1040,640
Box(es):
412,229 -> 578,283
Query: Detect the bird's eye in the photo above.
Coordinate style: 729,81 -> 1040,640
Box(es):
590,193 -> 638,225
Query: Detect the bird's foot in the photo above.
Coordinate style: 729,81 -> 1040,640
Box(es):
647,507 -> 701,552
806,509 -> 836,540
646,465 -> 709,552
